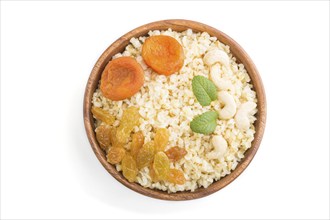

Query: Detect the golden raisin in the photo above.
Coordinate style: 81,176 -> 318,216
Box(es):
149,163 -> 159,182
95,125 -> 112,151
106,147 -> 126,164
154,128 -> 169,152
165,146 -> 187,162
130,131 -> 144,159
116,106 -> 140,144
91,106 -> 115,125
136,141 -> 155,169
153,152 -> 170,180
109,126 -> 122,148
167,169 -> 186,185
122,154 -> 138,182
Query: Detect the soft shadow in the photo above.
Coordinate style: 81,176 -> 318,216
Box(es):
68,84 -> 200,215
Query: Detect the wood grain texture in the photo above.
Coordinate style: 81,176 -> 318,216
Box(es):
83,19 -> 267,201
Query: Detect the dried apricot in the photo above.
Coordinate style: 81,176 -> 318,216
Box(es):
106,147 -> 126,164
91,106 -> 115,125
122,154 -> 138,182
167,169 -> 186,185
136,141 -> 155,169
95,125 -> 112,151
149,163 -> 159,182
165,146 -> 187,162
116,106 -> 140,144
100,57 -> 144,101
130,131 -> 144,159
142,35 -> 184,76
153,152 -> 170,180
154,128 -> 169,152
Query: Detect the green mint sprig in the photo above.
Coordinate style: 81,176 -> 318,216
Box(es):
192,75 -> 217,106
190,111 -> 218,135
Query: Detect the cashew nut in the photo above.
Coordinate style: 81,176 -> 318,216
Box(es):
235,101 -> 257,130
210,64 -> 234,91
207,135 -> 228,159
203,49 -> 230,67
218,91 -> 236,119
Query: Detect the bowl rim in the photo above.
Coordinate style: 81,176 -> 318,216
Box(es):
83,19 -> 267,201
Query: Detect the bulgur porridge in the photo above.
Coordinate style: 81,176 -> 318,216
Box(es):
91,29 -> 257,193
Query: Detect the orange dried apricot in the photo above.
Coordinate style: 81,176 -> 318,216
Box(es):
107,147 -> 126,164
142,35 -> 184,76
122,154 -> 138,182
100,57 -> 144,101
167,169 -> 186,185
95,125 -> 112,151
153,152 -> 170,180
136,141 -> 155,169
130,131 -> 144,159
91,106 -> 115,125
165,146 -> 187,162
154,128 -> 169,152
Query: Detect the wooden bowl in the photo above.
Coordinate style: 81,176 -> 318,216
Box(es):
83,19 -> 266,201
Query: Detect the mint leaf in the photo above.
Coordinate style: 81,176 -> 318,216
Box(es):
190,111 -> 218,134
192,75 -> 217,106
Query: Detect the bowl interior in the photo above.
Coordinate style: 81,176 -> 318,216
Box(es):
83,19 -> 266,201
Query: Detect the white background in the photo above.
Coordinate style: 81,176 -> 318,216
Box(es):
1,1 -> 329,219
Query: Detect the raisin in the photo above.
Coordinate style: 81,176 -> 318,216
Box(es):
91,106 -> 115,125
106,147 -> 126,164
167,169 -> 185,185
153,152 -> 170,180
130,131 -> 144,159
165,146 -> 187,162
109,126 -> 122,148
149,163 -> 159,182
154,128 -> 169,152
95,125 -> 112,151
116,106 -> 140,144
136,141 -> 155,169
122,154 -> 138,182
